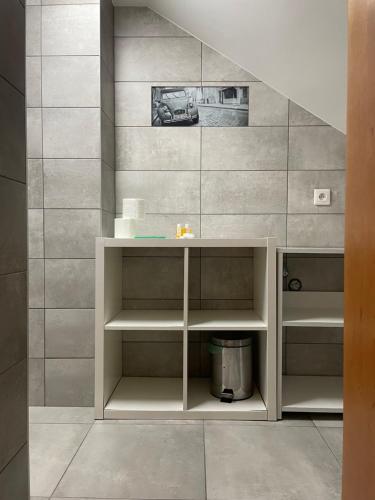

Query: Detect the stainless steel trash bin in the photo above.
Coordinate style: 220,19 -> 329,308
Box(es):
209,333 -> 253,402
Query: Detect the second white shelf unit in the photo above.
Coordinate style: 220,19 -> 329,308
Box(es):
95,237 -> 277,421
277,248 -> 344,417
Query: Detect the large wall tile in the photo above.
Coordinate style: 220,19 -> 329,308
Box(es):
101,58 -> 114,122
0,78 -> 26,182
28,259 -> 44,308
289,126 -> 346,170
44,209 -> 100,258
43,108 -> 101,158
116,126 -> 201,170
289,101 -> 326,126
0,360 -> 27,470
201,171 -> 287,214
101,110 -> 115,167
0,178 -> 27,275
287,214 -> 345,248
0,444 -> 29,500
26,5 -> 41,56
45,358 -> 94,406
29,309 -> 45,358
201,127 -> 287,171
26,56 -> 41,107
0,0 -> 25,90
116,171 -> 200,214
42,55 -> 100,107
102,210 -> 114,237
115,82 -> 150,126
29,358 -> 44,405
288,170 -> 345,214
115,38 -> 201,81
115,7 -> 188,37
286,343 -> 343,376
27,159 -> 43,208
285,257 -> 344,291
45,309 -> 94,358
28,209 -> 44,258
123,256 -> 184,300
249,83 -> 288,126
101,0 -> 114,75
123,342 -> 183,377
201,214 -> 286,244
202,45 -> 256,82
45,259 -> 95,308
201,257 -> 253,300
26,107 -> 42,158
102,163 -> 115,213
0,273 -> 27,374
42,4 -> 100,56
44,159 -> 101,208
286,327 -> 343,344
135,214 -> 201,239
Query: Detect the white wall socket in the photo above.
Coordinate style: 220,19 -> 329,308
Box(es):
314,188 -> 331,206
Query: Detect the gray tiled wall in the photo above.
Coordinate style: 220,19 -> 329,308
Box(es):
0,0 -> 29,497
26,0 -> 114,406
115,7 -> 346,377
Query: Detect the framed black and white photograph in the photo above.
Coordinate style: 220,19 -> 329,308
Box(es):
151,86 -> 249,127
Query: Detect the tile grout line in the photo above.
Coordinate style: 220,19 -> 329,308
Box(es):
49,422 -> 94,498
203,420 -> 208,500
314,425 -> 342,466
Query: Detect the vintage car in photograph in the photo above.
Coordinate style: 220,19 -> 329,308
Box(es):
155,88 -> 199,125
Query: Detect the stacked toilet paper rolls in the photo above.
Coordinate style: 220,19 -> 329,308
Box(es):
114,198 -> 145,238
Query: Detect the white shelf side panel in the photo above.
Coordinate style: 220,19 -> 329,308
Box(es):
105,377 -> 183,415
188,378 -> 266,413
282,375 -> 343,413
188,310 -> 267,331
283,291 -> 344,327
105,310 -> 184,331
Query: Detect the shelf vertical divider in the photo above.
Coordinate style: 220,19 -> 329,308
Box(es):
276,250 -> 284,419
183,246 -> 189,411
266,237 -> 277,420
95,238 -> 105,419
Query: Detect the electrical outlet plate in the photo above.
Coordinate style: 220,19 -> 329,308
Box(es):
314,188 -> 331,206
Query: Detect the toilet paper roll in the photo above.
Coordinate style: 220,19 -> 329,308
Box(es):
114,218 -> 136,238
122,198 -> 145,220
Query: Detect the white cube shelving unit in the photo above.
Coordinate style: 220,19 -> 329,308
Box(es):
95,237 -> 277,421
277,247 -> 344,417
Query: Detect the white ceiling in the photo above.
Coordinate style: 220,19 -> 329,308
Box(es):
113,0 -> 347,132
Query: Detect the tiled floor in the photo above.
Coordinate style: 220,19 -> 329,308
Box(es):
29,408 -> 343,500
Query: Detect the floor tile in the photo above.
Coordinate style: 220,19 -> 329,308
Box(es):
54,423 -> 205,499
312,414 -> 343,428
318,427 -> 343,463
205,424 -> 341,500
29,423 -> 91,497
29,406 -> 95,424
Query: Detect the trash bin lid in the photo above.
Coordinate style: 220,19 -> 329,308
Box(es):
211,333 -> 252,348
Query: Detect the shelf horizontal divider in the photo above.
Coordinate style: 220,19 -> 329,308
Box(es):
282,375 -> 343,413
188,309 -> 267,331
188,378 -> 266,413
105,310 -> 184,331
282,291 -> 344,328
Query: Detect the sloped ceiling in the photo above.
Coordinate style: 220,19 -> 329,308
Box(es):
113,0 -> 347,132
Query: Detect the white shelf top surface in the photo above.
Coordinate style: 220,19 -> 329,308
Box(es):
105,377 -> 183,413
283,291 -> 344,327
188,378 -> 266,412
278,247 -> 344,254
105,310 -> 184,331
99,237 -> 271,248
188,310 -> 267,331
282,375 -> 343,413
